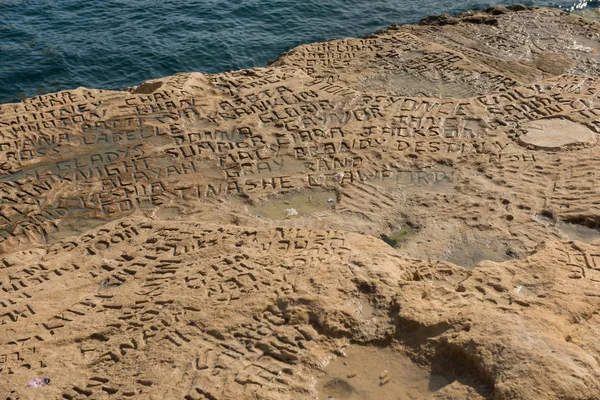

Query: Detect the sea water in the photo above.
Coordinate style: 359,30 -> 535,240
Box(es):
0,0 -> 597,103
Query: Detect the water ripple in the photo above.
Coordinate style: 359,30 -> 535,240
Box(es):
0,0 -> 595,103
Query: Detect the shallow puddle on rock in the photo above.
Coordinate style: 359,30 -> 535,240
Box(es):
254,190 -> 336,219
445,243 -> 513,269
557,222 -> 600,242
317,345 -> 448,400
443,236 -> 519,269
534,214 -> 600,242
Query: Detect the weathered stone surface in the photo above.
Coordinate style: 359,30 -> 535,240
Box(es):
1,6 -> 600,400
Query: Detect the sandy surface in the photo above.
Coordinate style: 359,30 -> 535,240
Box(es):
2,5 -> 600,399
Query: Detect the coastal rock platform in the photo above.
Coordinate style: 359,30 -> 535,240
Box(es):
2,5 -> 600,399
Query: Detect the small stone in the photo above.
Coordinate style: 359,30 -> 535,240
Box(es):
333,172 -> 344,182
285,208 -> 299,218
27,377 -> 50,388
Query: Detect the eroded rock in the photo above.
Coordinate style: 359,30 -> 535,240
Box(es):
1,6 -> 600,400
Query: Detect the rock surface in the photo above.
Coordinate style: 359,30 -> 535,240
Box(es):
1,5 -> 600,400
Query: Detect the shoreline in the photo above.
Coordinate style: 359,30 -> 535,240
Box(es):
2,3 -> 597,105
2,6 -> 600,399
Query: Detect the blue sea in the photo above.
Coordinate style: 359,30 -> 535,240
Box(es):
0,0 -> 597,103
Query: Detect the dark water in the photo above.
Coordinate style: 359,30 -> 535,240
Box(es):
0,0 -> 597,103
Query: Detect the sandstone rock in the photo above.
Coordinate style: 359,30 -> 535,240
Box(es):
1,6 -> 600,400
